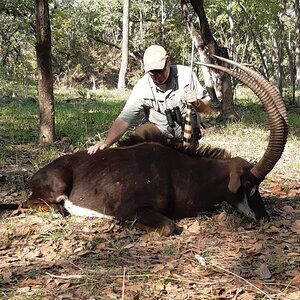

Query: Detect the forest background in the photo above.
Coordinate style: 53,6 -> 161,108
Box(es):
1,0 -> 300,103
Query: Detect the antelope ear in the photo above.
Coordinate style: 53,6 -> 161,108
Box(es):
228,171 -> 241,193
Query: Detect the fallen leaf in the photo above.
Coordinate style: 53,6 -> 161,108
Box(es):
44,279 -> 56,291
25,248 -> 42,259
126,284 -> 141,292
265,225 -> 280,234
288,190 -> 299,197
101,221 -> 115,233
21,278 -> 43,287
281,205 -> 294,213
40,242 -> 58,261
291,220 -> 300,234
74,246 -> 84,254
1,270 -> 12,282
217,212 -> 227,225
123,243 -> 135,249
255,263 -> 272,280
150,264 -> 165,273
237,292 -> 256,300
96,242 -> 106,250
287,252 -> 300,257
290,274 -> 300,286
187,220 -> 201,234
246,242 -> 263,255
17,287 -> 31,293
195,254 -> 206,267
59,282 -> 71,291
281,291 -> 300,300
286,270 -> 300,277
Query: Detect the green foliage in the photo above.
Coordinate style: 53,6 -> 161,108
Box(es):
0,88 -> 127,150
288,112 -> 300,129
0,0 -> 298,100
0,2 -> 35,83
204,0 -> 294,72
0,101 -> 39,145
55,99 -> 124,147
0,0 -> 192,91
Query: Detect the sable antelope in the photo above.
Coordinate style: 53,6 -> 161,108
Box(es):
23,57 -> 288,236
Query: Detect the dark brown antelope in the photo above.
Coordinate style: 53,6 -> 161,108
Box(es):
23,57 -> 288,236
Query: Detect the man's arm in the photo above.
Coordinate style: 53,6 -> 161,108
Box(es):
87,118 -> 130,154
194,96 -> 212,113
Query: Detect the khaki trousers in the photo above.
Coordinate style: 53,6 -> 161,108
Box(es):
133,123 -> 184,144
133,123 -> 164,142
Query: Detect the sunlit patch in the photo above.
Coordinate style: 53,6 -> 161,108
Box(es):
64,199 -> 113,219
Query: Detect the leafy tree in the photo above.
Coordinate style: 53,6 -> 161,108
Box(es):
0,0 -> 299,103
0,0 -> 35,86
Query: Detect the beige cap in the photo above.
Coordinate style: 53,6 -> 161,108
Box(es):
143,45 -> 167,73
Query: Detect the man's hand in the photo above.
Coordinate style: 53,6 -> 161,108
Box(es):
87,142 -> 108,154
185,90 -> 198,106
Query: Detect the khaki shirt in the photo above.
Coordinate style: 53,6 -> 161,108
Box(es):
118,65 -> 208,139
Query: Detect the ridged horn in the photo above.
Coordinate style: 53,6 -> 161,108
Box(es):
200,60 -> 288,182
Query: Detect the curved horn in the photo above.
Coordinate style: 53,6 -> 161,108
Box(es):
200,60 -> 288,182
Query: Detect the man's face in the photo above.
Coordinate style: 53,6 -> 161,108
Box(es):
149,59 -> 171,85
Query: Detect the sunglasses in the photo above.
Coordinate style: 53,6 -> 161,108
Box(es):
149,60 -> 168,76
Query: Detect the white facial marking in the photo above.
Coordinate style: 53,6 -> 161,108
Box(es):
64,199 -> 113,219
237,193 -> 256,220
56,195 -> 68,203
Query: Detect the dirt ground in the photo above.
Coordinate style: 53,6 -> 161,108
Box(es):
0,150 -> 299,299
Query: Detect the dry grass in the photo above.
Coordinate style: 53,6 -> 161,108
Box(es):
204,123 -> 300,181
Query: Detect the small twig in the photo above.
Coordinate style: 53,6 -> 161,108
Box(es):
263,282 -> 298,289
111,272 -> 217,286
211,264 -> 273,300
45,272 -> 84,280
121,267 -> 126,300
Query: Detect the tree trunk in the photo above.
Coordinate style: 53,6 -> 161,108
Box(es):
35,0 -> 55,145
181,0 -> 235,117
159,0 -> 166,47
180,1 -> 216,99
295,0 -> 300,88
276,13 -> 285,96
277,42 -> 284,95
285,33 -> 296,104
117,0 -> 130,90
257,32 -> 270,78
226,0 -> 234,59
